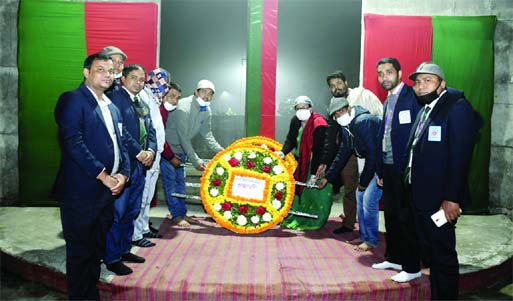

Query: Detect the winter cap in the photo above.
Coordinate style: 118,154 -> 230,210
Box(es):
328,97 -> 349,116
409,62 -> 445,81
196,79 -> 216,93
146,68 -> 171,101
294,96 -> 313,108
101,46 -> 127,60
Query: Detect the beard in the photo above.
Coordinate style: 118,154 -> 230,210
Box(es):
380,79 -> 399,91
332,88 -> 348,98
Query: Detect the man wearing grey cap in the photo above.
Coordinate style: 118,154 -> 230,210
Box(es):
318,98 -> 382,251
317,70 -> 383,235
101,46 -> 127,91
406,62 -> 478,300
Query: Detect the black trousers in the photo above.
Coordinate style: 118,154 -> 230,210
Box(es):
60,193 -> 115,301
406,184 -> 459,300
383,164 -> 420,272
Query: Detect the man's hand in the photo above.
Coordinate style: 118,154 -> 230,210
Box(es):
441,200 -> 461,223
170,155 -> 181,168
110,173 -> 128,195
316,164 -> 327,178
318,178 -> 328,189
137,150 -> 154,167
196,163 -> 206,171
357,183 -> 367,192
97,171 -> 123,195
377,177 -> 383,188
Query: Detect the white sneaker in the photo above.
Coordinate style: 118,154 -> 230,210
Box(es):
372,261 -> 402,271
391,271 -> 422,283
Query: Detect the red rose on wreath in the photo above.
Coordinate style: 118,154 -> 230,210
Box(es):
246,161 -> 255,168
229,158 -> 239,167
274,191 -> 283,200
256,206 -> 266,215
212,178 -> 221,186
239,205 -> 248,214
262,166 -> 271,173
222,202 -> 231,211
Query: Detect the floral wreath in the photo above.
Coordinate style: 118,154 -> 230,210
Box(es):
200,136 -> 297,234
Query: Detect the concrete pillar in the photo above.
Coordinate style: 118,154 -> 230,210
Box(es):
0,0 -> 19,205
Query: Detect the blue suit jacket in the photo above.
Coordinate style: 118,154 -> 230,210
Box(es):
53,83 -> 130,202
108,88 -> 157,171
377,84 -> 422,177
406,89 -> 475,212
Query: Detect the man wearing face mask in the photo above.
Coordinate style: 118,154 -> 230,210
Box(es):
166,79 -> 224,227
101,46 -> 127,92
277,96 -> 331,230
318,97 -> 382,251
131,68 -> 171,246
373,57 -> 422,283
406,62 -> 478,300
317,71 -> 383,235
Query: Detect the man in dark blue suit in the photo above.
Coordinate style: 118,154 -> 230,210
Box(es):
53,52 -> 130,300
104,64 -> 157,275
406,62 -> 477,300
373,58 -> 422,282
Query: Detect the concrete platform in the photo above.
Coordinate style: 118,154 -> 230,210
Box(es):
1,198 -> 512,300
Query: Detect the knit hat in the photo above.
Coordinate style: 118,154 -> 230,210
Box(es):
294,96 -> 313,108
328,97 -> 349,116
146,68 -> 171,101
101,46 -> 127,60
196,79 -> 216,93
409,62 -> 445,81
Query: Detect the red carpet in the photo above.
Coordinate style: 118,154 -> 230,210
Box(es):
109,218 -> 430,300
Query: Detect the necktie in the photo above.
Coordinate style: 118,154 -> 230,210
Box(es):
383,93 -> 397,135
405,106 -> 432,183
133,96 -> 148,148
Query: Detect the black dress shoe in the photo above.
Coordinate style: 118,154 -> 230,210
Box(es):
121,252 -> 145,263
333,226 -> 353,234
106,262 -> 133,275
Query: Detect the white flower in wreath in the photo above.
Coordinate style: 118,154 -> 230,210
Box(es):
262,212 -> 272,222
223,210 -> 232,219
275,182 -> 285,191
263,157 -> 272,164
216,167 -> 225,176
251,215 -> 260,224
213,203 -> 222,211
210,188 -> 219,197
261,144 -> 268,149
272,199 -> 282,209
223,154 -> 231,161
237,215 -> 248,226
272,165 -> 284,174
234,151 -> 243,160
248,152 -> 257,159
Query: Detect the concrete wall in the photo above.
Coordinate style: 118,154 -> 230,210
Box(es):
0,0 -> 19,205
363,0 -> 513,219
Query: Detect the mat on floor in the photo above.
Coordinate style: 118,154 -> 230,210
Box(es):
109,217 -> 430,301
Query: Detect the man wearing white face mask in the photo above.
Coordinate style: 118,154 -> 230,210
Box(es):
278,96 -> 332,230
319,97 -> 382,251
165,79 -> 224,227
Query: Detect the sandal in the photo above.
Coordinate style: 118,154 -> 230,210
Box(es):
132,238 -> 156,248
143,231 -> 162,238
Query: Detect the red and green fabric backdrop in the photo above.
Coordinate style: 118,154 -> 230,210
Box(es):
362,14 -> 496,211
18,0 -> 158,205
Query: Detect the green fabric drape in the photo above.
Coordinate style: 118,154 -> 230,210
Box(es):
432,16 -> 496,212
245,0 -> 263,136
18,0 -> 86,205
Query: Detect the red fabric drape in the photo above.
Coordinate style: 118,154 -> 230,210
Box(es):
85,2 -> 158,73
362,14 -> 432,102
259,0 -> 279,138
